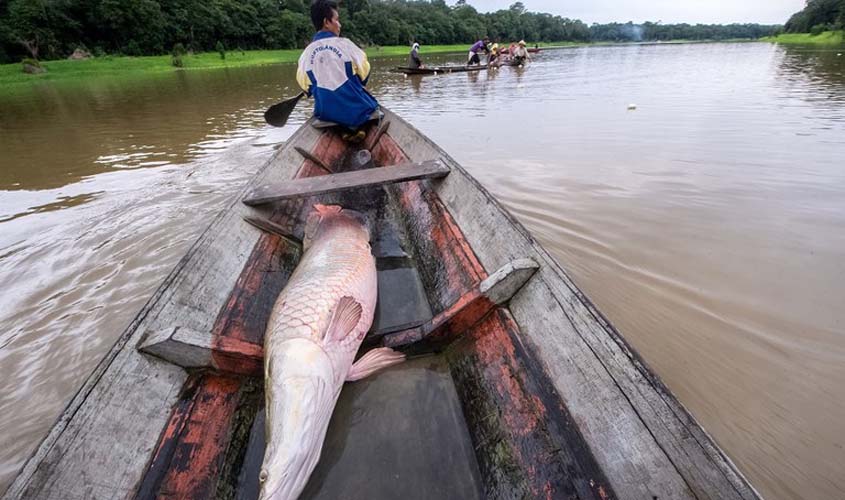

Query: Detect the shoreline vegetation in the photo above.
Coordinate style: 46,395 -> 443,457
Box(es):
0,39 -> 781,89
763,30 -> 845,45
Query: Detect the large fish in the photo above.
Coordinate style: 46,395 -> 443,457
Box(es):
259,204 -> 405,500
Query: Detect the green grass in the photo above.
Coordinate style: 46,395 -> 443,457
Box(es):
762,31 -> 845,45
0,44 -> 477,88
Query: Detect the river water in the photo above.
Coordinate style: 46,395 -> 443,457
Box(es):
1,42 -> 844,498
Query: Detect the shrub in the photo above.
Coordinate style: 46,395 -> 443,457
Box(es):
21,58 -> 46,74
810,24 -> 826,36
21,57 -> 41,68
216,41 -> 226,59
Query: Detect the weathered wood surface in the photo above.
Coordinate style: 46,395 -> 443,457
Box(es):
2,122 -> 325,500
4,109 -> 759,500
449,308 -> 614,499
381,109 -> 759,500
138,327 -> 263,376
293,146 -> 332,174
242,159 -> 449,206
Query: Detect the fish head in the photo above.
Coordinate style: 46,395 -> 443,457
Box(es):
303,204 -> 370,251
259,339 -> 339,500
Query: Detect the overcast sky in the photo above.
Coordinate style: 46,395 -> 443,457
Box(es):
468,0 -> 804,25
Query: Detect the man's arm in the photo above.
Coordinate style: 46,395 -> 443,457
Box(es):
296,52 -> 312,95
348,42 -> 372,86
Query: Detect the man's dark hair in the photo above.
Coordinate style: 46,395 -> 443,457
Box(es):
311,0 -> 339,31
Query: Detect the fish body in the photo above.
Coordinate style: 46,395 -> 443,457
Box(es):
258,205 -> 402,500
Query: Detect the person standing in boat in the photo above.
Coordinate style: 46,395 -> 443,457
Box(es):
512,40 -> 531,65
467,37 -> 489,66
296,0 -> 379,139
408,42 -> 423,69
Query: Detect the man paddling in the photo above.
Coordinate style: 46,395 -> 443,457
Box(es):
296,0 -> 379,140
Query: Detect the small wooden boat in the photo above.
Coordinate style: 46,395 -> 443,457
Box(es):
528,47 -> 542,54
3,109 -> 760,500
396,65 -> 487,75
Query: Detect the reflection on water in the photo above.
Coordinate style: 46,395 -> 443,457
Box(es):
1,42 -> 845,498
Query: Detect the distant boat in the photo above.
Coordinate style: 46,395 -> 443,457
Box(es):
3,108 -> 760,500
527,47 -> 542,53
396,65 -> 488,75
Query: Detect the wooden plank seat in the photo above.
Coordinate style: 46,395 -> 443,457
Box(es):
242,159 -> 450,206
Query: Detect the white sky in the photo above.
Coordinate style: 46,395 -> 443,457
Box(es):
468,0 -> 804,25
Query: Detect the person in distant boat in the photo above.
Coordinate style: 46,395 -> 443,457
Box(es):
409,42 -> 423,69
512,40 -> 531,65
467,37 -> 489,66
296,0 -> 379,139
487,40 -> 500,65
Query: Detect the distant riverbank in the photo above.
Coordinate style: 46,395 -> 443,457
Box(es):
763,31 -> 845,45
2,43 -> 578,90
0,39 -> 771,91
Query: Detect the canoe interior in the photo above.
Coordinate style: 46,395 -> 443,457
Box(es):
4,110 -> 758,500
126,121 -> 612,500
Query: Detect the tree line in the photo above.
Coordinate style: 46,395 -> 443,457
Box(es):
0,0 -> 781,65
588,22 -> 780,42
784,0 -> 845,33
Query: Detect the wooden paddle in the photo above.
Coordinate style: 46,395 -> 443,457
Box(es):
264,92 -> 305,127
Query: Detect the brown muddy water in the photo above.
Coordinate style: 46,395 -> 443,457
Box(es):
1,43 -> 844,498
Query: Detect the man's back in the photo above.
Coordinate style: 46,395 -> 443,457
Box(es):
297,32 -> 378,129
297,1 -> 378,130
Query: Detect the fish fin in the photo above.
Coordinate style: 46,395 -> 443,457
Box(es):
346,347 -> 406,382
325,296 -> 363,342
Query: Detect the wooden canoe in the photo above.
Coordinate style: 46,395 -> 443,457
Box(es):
3,109 -> 760,500
396,65 -> 488,75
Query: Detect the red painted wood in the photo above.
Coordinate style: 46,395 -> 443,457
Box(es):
212,336 -> 264,376
453,309 -> 615,500
383,289 -> 496,351
372,134 -> 487,313
136,375 -> 242,500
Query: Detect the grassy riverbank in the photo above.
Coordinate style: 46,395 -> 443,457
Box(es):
763,31 -> 845,45
0,39 -> 775,90
0,41 -> 576,89
0,44 -> 468,88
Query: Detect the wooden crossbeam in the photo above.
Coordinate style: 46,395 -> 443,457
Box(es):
294,146 -> 332,174
382,258 -> 539,354
242,159 -> 449,206
138,327 -> 263,376
366,120 -> 391,152
242,216 -> 302,249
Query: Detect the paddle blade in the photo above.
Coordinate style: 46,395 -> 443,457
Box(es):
264,92 -> 305,127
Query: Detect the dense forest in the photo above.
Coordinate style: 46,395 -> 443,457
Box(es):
0,0 -> 780,65
588,22 -> 779,42
784,0 -> 845,33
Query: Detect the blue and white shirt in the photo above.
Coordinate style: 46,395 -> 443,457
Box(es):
297,31 -> 379,129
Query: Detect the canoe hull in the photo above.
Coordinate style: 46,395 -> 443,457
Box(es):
3,109 -> 760,500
